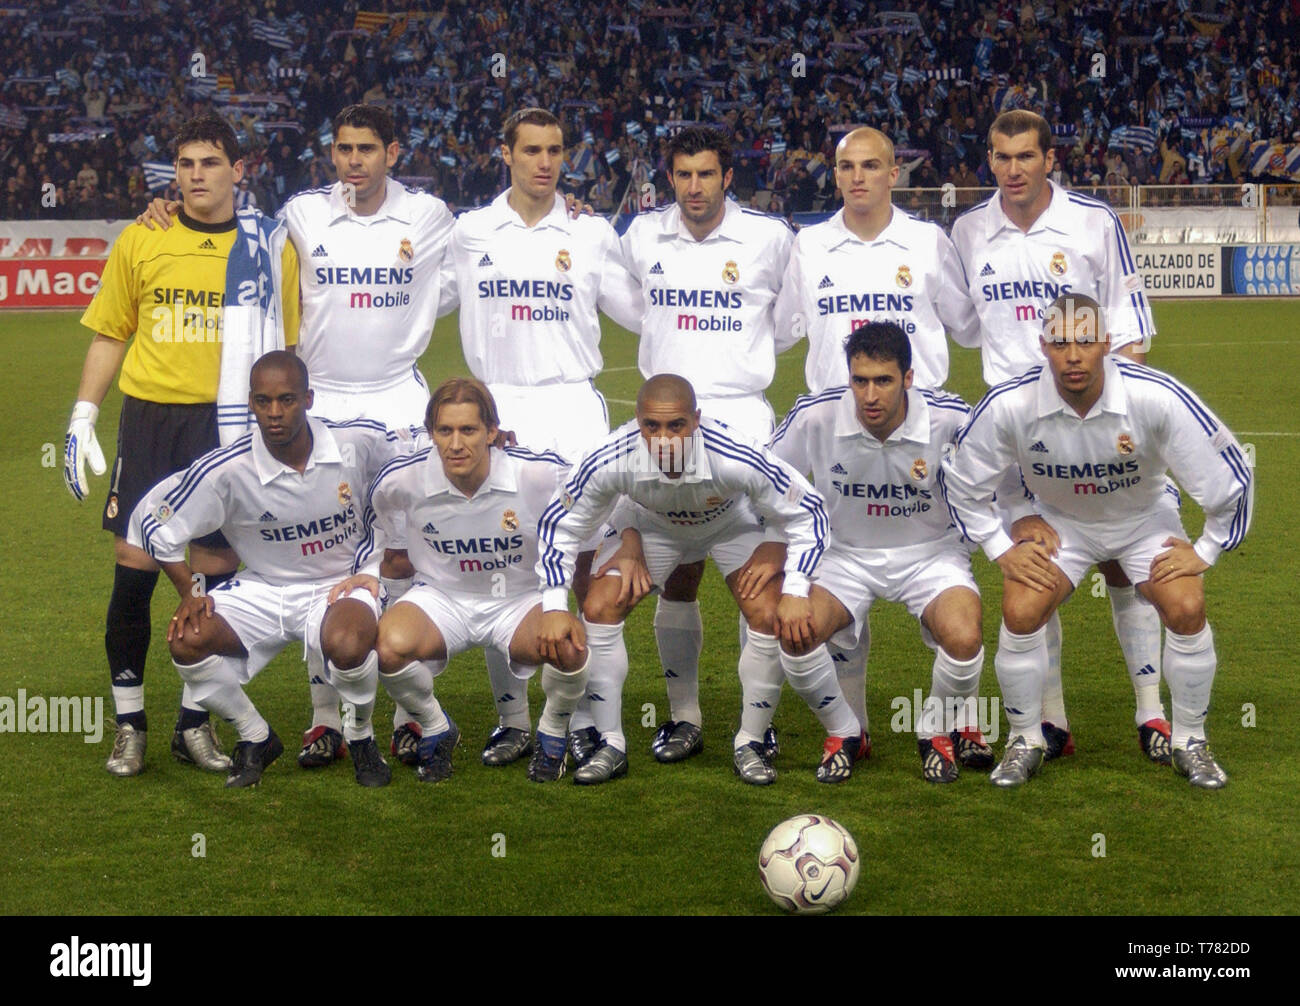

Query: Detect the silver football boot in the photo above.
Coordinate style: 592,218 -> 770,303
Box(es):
1172,738 -> 1228,789
573,743 -> 628,785
171,721 -> 232,772
106,723 -> 146,777
733,741 -> 776,785
990,736 -> 1045,788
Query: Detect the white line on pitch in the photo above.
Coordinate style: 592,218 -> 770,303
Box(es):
602,366 -> 640,372
1170,340 -> 1297,346
607,398 -> 636,406
1238,431 -> 1300,436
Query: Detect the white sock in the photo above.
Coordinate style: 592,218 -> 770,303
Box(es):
655,598 -> 703,726
831,631 -> 869,734
582,618 -> 628,752
1165,623 -> 1216,749
1109,585 -> 1166,724
328,652 -> 379,742
923,646 -> 984,738
995,623 -> 1047,749
175,653 -> 267,743
736,629 -> 784,747
308,673 -> 343,733
537,656 -> 591,738
380,575 -> 413,605
486,646 -> 530,731
1041,609 -> 1067,728
180,682 -> 203,713
112,684 -> 144,718
380,661 -> 449,735
781,643 -> 859,738
569,698 -> 595,734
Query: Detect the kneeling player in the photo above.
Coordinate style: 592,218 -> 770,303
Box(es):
342,379 -> 590,783
768,323 -> 993,782
940,295 -> 1252,788
537,374 -> 864,785
130,353 -> 406,788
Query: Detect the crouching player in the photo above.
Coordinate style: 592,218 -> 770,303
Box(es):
537,374 -> 864,786
767,323 -> 994,782
939,295 -> 1253,788
129,352 -> 406,788
340,378 -> 590,783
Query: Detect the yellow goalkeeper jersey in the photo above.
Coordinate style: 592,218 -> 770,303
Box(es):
81,212 -> 300,404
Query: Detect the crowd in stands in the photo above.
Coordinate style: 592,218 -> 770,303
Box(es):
3,0 -> 1299,221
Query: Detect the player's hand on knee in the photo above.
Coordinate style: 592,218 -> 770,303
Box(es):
539,611 -> 585,663
327,573 -> 380,605
168,595 -> 214,642
775,594 -> 815,654
63,401 -> 106,501
1150,537 -> 1208,583
996,541 -> 1057,592
596,549 -> 653,607
136,198 -> 179,230
491,428 -> 518,448
736,541 -> 786,600
1010,515 -> 1061,556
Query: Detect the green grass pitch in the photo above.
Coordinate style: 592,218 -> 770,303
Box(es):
0,300 -> 1294,915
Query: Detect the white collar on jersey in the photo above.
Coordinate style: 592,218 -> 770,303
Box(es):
823,206 -> 912,251
422,445 -> 519,498
1036,354 -> 1128,420
327,177 -> 414,225
833,385 -> 931,445
252,416 -> 342,485
487,189 -> 573,233
656,196 -> 747,244
630,426 -> 713,484
984,179 -> 1077,239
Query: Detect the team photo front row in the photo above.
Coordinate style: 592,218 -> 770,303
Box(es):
111,304 -> 1250,792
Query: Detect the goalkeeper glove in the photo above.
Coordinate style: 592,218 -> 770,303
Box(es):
64,400 -> 107,501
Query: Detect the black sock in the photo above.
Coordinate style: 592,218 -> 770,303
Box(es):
176,706 -> 209,730
106,564 -> 159,732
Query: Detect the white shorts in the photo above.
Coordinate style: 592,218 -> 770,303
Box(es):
816,541 -> 978,650
208,574 -> 382,683
1043,505 -> 1188,589
595,509 -> 764,588
489,380 -> 609,462
395,582 -> 541,678
310,366 -> 430,430
698,393 -> 775,443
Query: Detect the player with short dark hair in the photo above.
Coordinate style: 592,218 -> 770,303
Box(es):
65,113 -> 299,777
939,296 -> 1252,788
767,323 -> 990,783
129,352 -> 406,787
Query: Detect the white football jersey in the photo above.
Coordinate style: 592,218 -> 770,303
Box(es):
769,385 -> 970,549
951,180 -> 1155,386
356,445 -> 569,599
279,180 -> 454,390
939,357 -> 1253,565
439,191 -> 643,386
131,418 -> 406,585
537,417 -> 828,609
620,199 -> 793,397
773,207 -> 979,393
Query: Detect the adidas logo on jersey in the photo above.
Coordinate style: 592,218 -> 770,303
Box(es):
979,262 -> 995,277
818,274 -> 834,289
259,510 -> 278,521
422,521 -> 438,534
830,462 -> 848,475
478,253 -> 493,267
1028,441 -> 1049,453
311,244 -> 328,257
649,261 -> 664,275
198,238 -> 217,250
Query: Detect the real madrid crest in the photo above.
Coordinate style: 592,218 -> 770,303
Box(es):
555,248 -> 572,272
910,458 -> 928,480
722,260 -> 740,284
705,495 -> 725,508
1117,434 -> 1135,455
501,508 -> 519,531
1050,251 -> 1067,276
895,265 -> 913,289
338,482 -> 353,507
398,238 -> 414,263
106,494 -> 119,519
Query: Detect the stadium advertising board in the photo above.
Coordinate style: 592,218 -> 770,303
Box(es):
0,221 -> 127,309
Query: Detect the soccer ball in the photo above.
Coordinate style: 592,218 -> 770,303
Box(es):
758,814 -> 860,914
